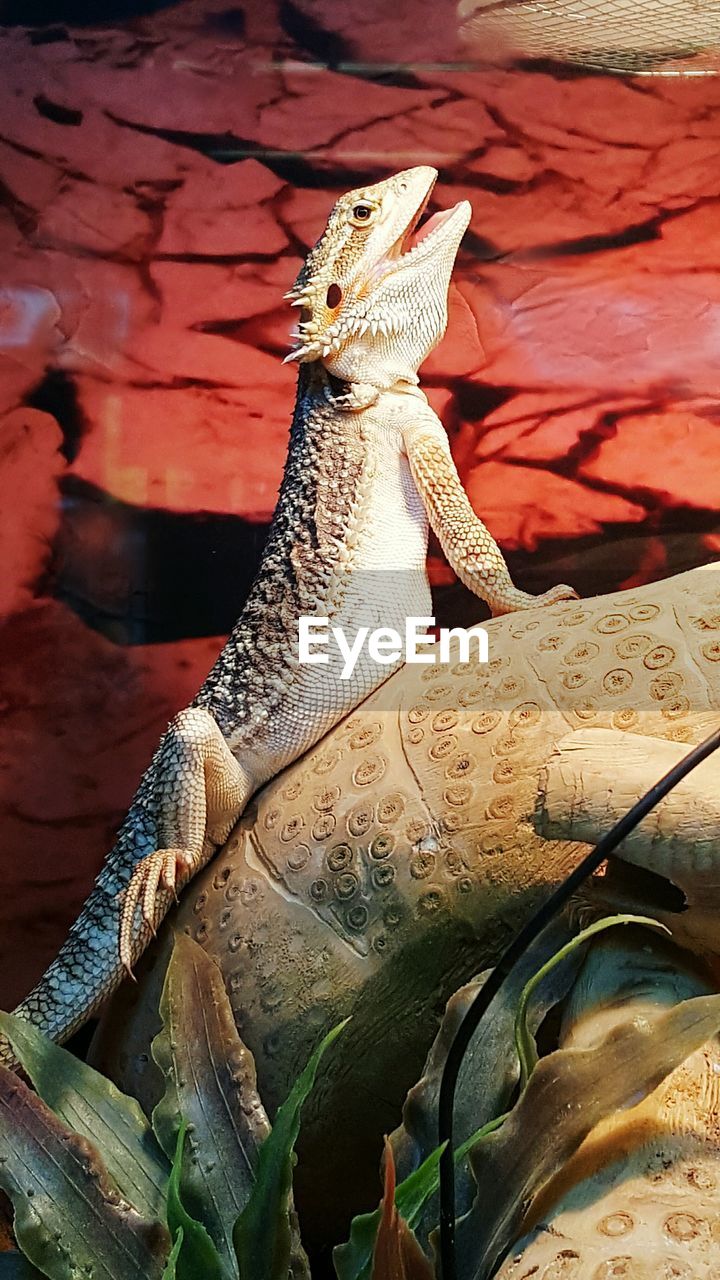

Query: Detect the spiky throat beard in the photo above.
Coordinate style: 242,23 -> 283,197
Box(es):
284,194 -> 467,366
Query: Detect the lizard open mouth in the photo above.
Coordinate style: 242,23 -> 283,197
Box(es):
393,180 -> 470,263
353,174 -> 472,305
398,181 -> 435,254
405,205 -> 462,252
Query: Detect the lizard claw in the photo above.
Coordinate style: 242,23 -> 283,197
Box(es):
119,848 -> 190,974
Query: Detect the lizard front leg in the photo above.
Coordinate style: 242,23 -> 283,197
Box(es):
403,414 -> 577,616
119,706 -> 252,972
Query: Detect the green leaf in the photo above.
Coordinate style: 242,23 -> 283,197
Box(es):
337,922 -> 579,1280
0,1063 -> 170,1280
513,915 -> 671,1086
234,1018 -> 349,1280
334,1144 -> 445,1280
459,990 -> 720,1280
151,934 -> 286,1274
334,1116 -> 508,1280
0,1011 -> 169,1221
166,1120 -> 225,1280
453,1112 -> 507,1166
386,916 -> 581,1251
161,1229 -> 184,1280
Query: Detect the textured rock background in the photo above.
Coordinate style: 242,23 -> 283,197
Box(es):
1,0 -> 719,1012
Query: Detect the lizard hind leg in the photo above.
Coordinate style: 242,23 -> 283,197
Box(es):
118,706 -> 252,973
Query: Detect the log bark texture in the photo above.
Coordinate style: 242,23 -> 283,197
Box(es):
91,564 -> 720,1243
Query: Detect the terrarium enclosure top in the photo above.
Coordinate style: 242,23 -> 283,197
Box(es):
459,0 -> 720,75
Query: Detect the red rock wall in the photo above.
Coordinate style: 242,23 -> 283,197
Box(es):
1,0 -> 719,1011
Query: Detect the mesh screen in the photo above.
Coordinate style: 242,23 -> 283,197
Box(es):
458,0 -> 720,74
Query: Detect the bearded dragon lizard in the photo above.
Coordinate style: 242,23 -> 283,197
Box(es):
6,166 -> 575,1053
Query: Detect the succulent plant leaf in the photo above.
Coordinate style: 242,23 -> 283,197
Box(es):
334,1142 -> 446,1280
457,991 -> 720,1280
334,1111 -> 515,1280
165,1120 -> 225,1280
161,1227 -> 184,1280
0,1063 -> 170,1280
388,916 -> 581,1247
233,1018 -> 349,1280
0,1011 -> 168,1222
151,933 -> 275,1272
513,914 -> 671,1085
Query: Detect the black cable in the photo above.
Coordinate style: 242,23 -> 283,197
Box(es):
437,723 -> 720,1280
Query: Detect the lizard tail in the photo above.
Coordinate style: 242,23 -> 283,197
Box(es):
0,877 -> 144,1068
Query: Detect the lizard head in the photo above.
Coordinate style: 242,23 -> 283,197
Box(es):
284,167 -> 471,388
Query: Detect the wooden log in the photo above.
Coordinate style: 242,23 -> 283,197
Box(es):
91,564 -> 720,1243
538,727 -> 720,941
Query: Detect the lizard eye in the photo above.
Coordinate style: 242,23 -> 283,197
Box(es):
326,283 -> 342,309
349,202 -> 376,227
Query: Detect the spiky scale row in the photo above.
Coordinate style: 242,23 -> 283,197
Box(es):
286,312 -> 398,363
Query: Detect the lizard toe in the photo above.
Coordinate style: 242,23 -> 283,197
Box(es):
534,583 -> 579,607
119,849 -> 181,972
140,852 -> 166,932
119,868 -> 145,976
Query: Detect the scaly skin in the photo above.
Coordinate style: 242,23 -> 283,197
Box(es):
6,166 -> 574,1058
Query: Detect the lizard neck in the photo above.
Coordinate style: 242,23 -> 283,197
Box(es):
320,349 -> 422,398
195,359 -> 430,753
300,360 -> 427,416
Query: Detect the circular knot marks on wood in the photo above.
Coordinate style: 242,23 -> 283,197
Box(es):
346,904 -> 369,932
377,793 -> 405,824
594,613 -> 629,635
349,722 -> 382,750
370,832 -> 395,861
615,633 -> 653,660
313,785 -> 341,812
649,671 -> 683,701
643,644 -> 675,669
564,641 -> 600,665
326,843 -> 353,873
352,755 -> 386,786
425,683 -> 454,703
432,708 -> 459,732
280,814 -> 305,842
629,604 -> 660,622
287,844 -> 311,871
701,639 -> 720,662
602,668 -> 633,696
311,813 -> 336,840
471,709 -> 502,735
458,682 -> 486,707
429,734 -> 457,761
508,701 -> 541,730
597,1213 -> 634,1239
347,801 -> 374,836
561,670 -> 589,691
664,1214 -> 705,1243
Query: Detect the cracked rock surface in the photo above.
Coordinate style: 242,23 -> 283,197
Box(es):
0,0 -> 719,1010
